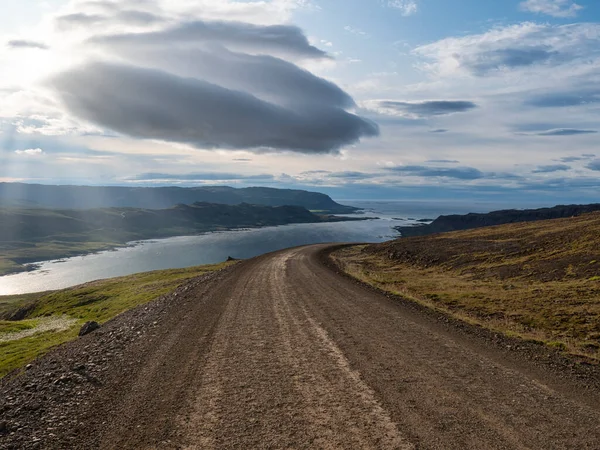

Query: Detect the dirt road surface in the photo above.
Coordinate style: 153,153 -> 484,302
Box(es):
2,244 -> 600,449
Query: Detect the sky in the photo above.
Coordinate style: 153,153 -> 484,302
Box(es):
1,0 -> 600,203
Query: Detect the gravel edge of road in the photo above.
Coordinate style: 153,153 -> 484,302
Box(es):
320,244 -> 600,395
0,264 -> 237,450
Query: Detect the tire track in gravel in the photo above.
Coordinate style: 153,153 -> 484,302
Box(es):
182,249 -> 412,449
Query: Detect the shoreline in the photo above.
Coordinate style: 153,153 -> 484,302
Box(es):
0,216 -> 375,279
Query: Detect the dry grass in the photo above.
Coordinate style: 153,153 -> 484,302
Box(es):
332,212 -> 600,361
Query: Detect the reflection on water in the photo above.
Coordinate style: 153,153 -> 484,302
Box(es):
0,200 -> 501,295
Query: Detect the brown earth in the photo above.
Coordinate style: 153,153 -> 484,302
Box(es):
1,244 -> 600,449
334,212 -> 600,361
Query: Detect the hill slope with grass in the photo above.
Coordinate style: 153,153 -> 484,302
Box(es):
333,211 -> 600,362
0,262 -> 234,378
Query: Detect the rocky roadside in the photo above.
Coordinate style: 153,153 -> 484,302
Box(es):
0,267 -> 232,450
322,245 -> 600,401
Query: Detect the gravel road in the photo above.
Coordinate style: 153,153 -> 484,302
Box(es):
1,244 -> 600,449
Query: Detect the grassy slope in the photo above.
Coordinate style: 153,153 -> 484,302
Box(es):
0,262 -> 234,378
333,212 -> 600,362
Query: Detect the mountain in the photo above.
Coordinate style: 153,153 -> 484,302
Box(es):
0,183 -> 358,214
396,203 -> 600,237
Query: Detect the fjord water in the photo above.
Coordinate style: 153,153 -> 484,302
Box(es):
0,200 -> 500,295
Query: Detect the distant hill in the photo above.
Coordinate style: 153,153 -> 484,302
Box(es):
0,202 -> 364,275
0,183 -> 358,214
396,203 -> 600,237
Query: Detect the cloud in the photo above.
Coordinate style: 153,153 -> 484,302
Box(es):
386,1 -> 418,16
519,0 -> 583,18
91,42 -> 352,108
386,165 -> 484,180
414,23 -> 600,77
532,164 -> 570,173
429,129 -> 449,133
536,128 -> 597,136
51,62 -> 378,154
132,172 -> 275,181
426,159 -> 459,163
525,88 -> 600,108
327,171 -> 377,179
55,8 -> 164,30
46,6 -> 377,154
587,160 -> 600,171
55,13 -> 107,29
300,170 -> 331,175
344,26 -> 367,36
14,148 -> 44,156
89,20 -> 328,60
557,156 -> 584,162
7,40 -> 49,50
363,100 -> 477,119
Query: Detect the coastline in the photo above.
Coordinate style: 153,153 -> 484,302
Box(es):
0,215 -> 372,278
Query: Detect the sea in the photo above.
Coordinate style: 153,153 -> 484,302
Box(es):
0,199 -> 522,295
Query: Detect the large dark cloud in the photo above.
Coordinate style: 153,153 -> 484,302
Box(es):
95,45 -> 353,108
386,165 -> 484,180
90,20 -> 327,59
7,40 -> 49,50
50,11 -> 377,154
51,62 -> 378,153
532,164 -> 570,173
368,100 -> 477,119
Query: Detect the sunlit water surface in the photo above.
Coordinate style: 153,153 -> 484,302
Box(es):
0,200 -> 505,294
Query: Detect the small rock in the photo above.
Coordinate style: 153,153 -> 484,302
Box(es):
0,421 -> 7,433
79,321 -> 100,336
25,364 -> 33,371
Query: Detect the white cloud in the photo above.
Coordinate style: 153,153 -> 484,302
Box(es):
14,148 -> 44,156
386,0 -> 418,16
413,22 -> 600,79
519,0 -> 583,18
344,25 -> 367,36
